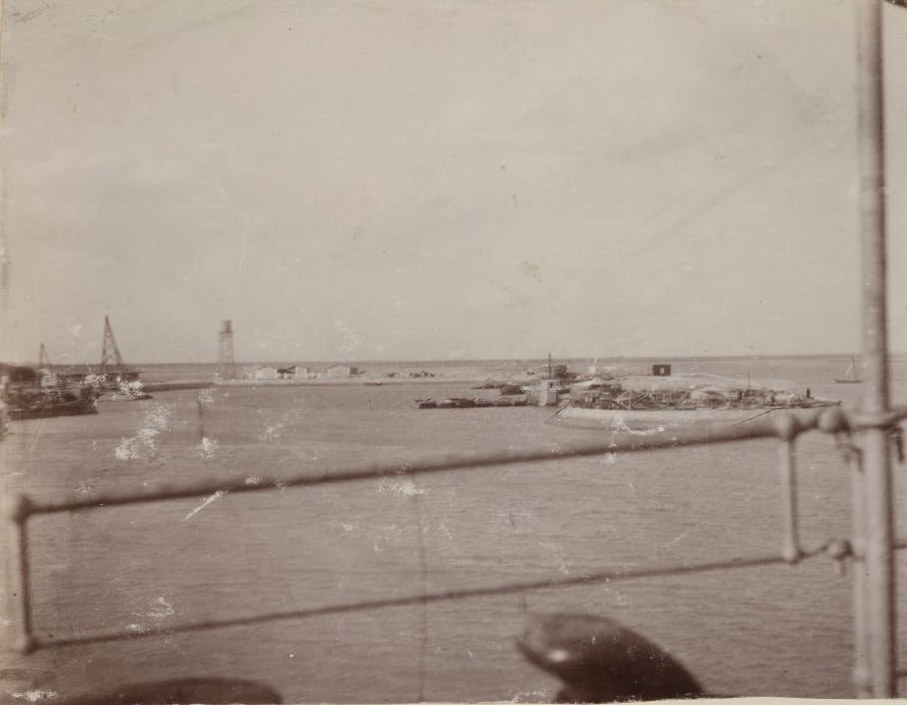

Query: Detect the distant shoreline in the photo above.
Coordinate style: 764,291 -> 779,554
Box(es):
142,376 -> 491,392
12,353 -> 907,372
143,370 -> 815,393
214,376 -> 489,388
35,352 -> 907,370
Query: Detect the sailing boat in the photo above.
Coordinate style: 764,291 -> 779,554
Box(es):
835,356 -> 862,384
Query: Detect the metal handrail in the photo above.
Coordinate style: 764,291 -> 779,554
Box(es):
21,543 -> 856,652
5,405 -> 906,659
11,405 -> 883,518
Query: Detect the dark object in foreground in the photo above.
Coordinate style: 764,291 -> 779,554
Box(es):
518,613 -> 704,703
57,678 -> 282,705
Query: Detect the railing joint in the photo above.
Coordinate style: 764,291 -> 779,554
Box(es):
826,539 -> 854,577
5,493 -> 32,525
773,413 -> 801,441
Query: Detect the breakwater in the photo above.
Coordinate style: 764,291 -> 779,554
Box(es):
142,380 -> 214,393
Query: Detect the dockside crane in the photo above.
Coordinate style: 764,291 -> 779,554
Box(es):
99,315 -> 126,378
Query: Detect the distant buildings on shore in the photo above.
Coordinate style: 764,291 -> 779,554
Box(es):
249,363 -> 361,381
217,321 -> 366,381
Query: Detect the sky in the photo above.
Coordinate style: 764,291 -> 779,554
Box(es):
1,0 -> 906,364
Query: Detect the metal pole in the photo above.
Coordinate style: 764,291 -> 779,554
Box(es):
849,451 -> 872,697
778,438 -> 801,563
855,0 -> 897,696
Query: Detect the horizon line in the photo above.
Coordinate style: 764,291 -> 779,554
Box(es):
8,352 -> 907,368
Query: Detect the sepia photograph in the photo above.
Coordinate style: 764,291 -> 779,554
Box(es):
1,0 -> 906,702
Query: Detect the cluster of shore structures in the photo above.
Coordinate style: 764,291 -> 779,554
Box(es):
413,362 -> 834,415
236,363 -> 436,381
0,357 -> 836,438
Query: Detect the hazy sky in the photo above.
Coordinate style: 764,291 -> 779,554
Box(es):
2,0 -> 906,363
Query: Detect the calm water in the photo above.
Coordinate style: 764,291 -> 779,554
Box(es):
1,356 -> 906,702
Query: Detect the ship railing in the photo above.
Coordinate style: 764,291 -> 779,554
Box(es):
3,402 -> 906,697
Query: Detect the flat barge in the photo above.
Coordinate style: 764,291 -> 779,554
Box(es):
412,397 -> 528,409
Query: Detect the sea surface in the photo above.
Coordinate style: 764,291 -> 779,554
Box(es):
1,355 -> 906,702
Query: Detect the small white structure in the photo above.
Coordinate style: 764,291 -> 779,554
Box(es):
327,364 -> 358,378
294,366 -> 315,379
536,379 -> 560,407
254,366 -> 279,380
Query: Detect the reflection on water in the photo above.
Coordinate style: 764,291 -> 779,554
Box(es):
2,356 -> 906,701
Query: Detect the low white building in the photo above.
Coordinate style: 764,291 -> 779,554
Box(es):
254,366 -> 279,380
326,364 -> 359,378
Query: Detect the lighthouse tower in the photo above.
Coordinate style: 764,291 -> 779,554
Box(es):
218,320 -> 235,379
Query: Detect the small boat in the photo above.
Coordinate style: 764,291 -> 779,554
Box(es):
3,362 -> 99,421
7,387 -> 98,420
835,357 -> 862,384
413,396 -> 528,409
499,384 -> 526,396
551,405 -> 789,431
438,397 -> 478,408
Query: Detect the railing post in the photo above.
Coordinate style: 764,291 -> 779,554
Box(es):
849,451 -> 872,697
855,0 -> 897,696
775,416 -> 802,563
3,493 -> 34,654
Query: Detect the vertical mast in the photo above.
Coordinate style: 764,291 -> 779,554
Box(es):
854,0 -> 896,696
